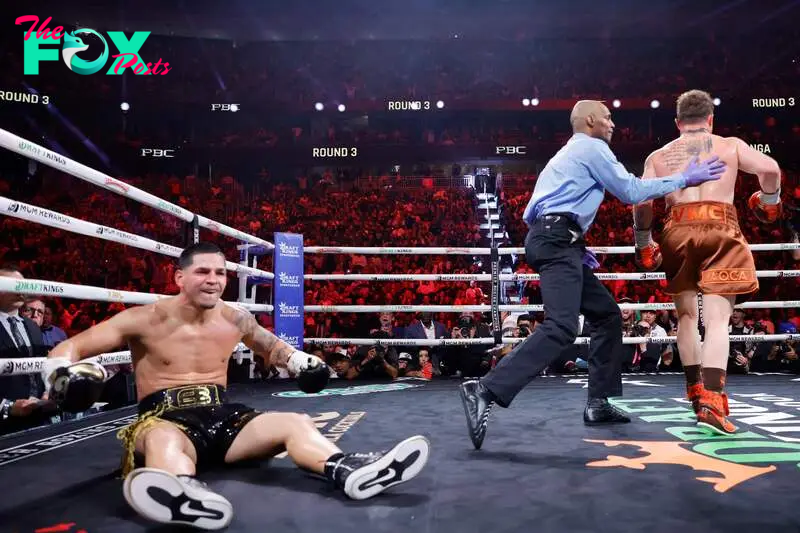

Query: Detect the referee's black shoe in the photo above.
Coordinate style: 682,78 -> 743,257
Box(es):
459,379 -> 496,449
583,398 -> 631,425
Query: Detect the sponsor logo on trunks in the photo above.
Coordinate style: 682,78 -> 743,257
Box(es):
278,302 -> 301,317
701,269 -> 755,284
13,280 -> 65,295
671,204 -> 726,223
279,272 -> 302,288
278,242 -> 301,258
273,382 -> 422,398
582,392 -> 800,492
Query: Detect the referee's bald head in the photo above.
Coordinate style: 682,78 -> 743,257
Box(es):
570,100 -> 614,143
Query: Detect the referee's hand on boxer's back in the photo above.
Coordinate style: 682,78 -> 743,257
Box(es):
682,155 -> 727,187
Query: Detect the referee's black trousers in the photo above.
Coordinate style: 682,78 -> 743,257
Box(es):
482,216 -> 623,407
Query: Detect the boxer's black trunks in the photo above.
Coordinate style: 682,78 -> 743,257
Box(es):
131,384 -> 261,469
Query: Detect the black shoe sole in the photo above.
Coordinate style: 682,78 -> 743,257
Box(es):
459,381 -> 487,450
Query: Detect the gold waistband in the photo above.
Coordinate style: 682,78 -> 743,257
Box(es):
139,384 -> 225,413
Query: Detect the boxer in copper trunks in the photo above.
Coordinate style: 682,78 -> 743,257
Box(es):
632,89 -> 783,434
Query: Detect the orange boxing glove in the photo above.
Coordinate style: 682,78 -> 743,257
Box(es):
634,228 -> 662,271
748,190 -> 782,223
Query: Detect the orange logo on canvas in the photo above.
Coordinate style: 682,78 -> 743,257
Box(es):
585,439 -> 775,493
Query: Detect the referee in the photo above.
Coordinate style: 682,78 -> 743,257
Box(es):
459,100 -> 727,449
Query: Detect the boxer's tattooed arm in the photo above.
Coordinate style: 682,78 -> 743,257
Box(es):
226,305 -> 295,366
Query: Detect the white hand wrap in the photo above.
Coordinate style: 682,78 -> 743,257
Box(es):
634,229 -> 654,248
760,189 -> 781,205
287,351 -> 324,376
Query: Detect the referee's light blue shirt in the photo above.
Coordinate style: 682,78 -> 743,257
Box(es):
522,133 -> 688,233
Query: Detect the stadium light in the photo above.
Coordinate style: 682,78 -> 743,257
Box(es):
612,99 -> 621,108
338,104 -> 346,112
436,100 -> 444,109
315,102 -> 324,111
650,99 -> 660,109
713,97 -> 721,106
522,98 -> 530,106
120,102 -> 130,112
531,98 -> 540,106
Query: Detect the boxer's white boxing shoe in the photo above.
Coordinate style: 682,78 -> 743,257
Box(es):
325,435 -> 431,500
123,467 -> 233,530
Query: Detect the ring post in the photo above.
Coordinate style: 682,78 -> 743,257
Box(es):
238,246 -> 249,303
273,233 -> 305,350
490,246 -> 502,345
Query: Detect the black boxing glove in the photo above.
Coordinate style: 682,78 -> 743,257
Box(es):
42,358 -> 108,413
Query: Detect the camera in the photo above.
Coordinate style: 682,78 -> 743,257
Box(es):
633,323 -> 651,337
457,316 -> 475,337
518,325 -> 531,338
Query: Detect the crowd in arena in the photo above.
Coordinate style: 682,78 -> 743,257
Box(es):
1,152 -> 798,383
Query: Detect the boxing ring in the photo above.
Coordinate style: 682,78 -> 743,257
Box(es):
2,126 -> 800,533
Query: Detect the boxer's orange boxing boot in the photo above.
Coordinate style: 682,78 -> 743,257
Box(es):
687,382 -> 705,414
696,389 -> 737,435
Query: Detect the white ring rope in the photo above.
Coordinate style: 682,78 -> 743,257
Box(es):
304,301 -> 799,313
0,196 -> 274,280
305,270 -> 800,281
0,276 -> 273,313
304,243 -> 800,255
0,127 -> 273,249
4,333 -> 797,377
